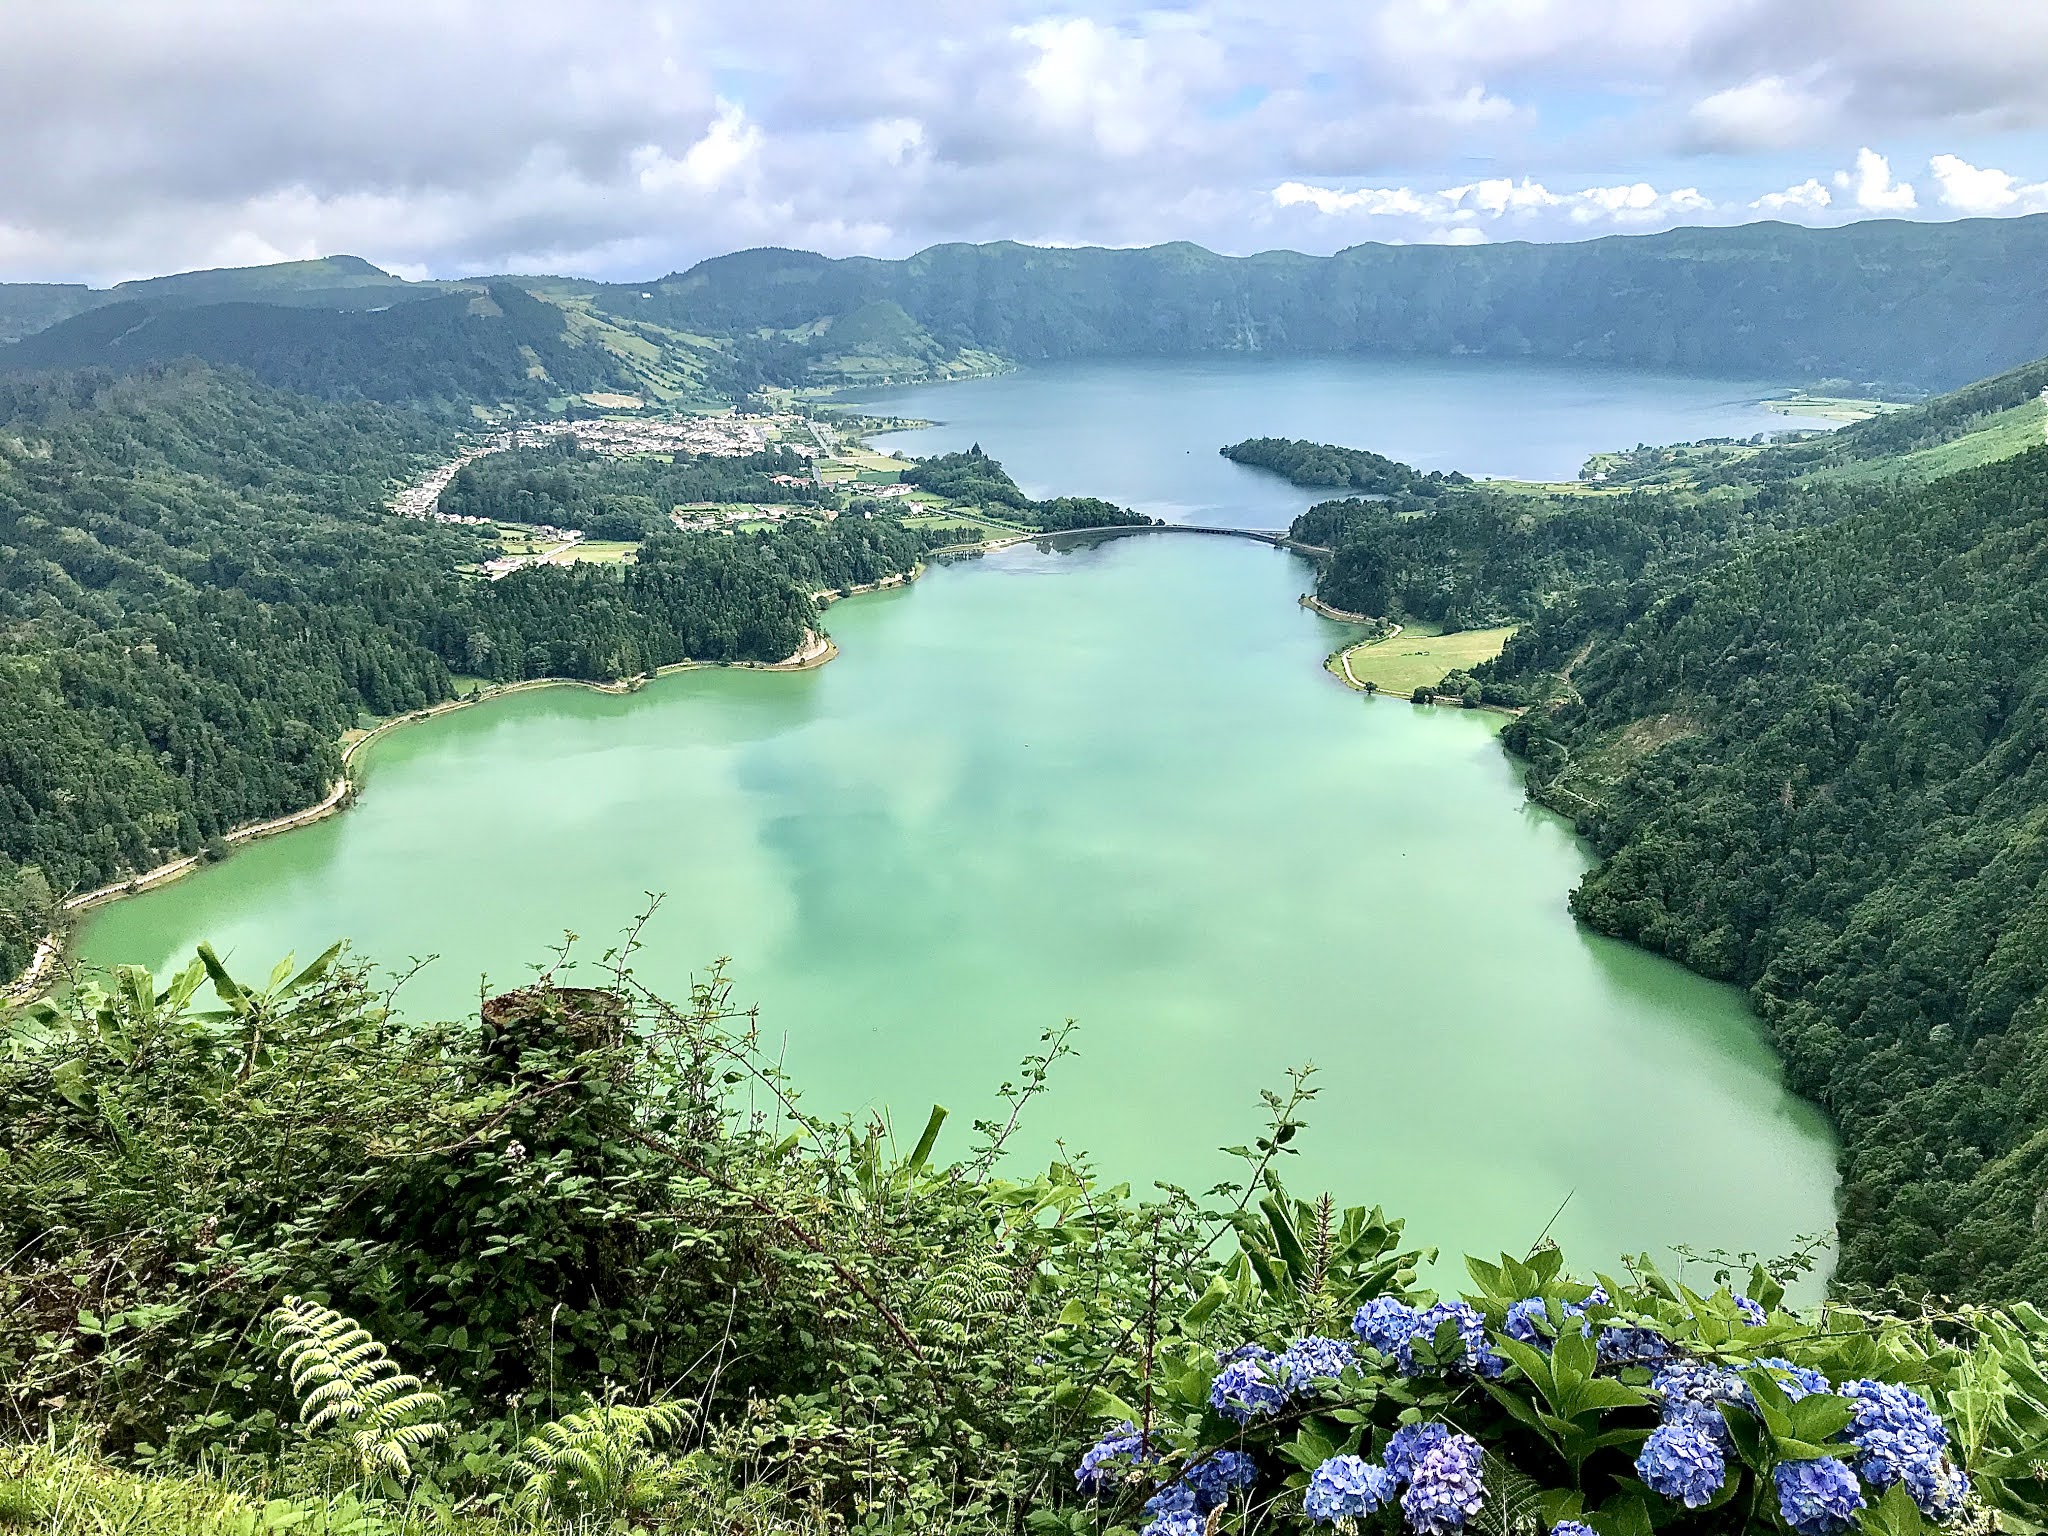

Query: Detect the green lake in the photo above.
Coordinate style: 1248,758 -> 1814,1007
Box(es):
78,359 -> 1839,1283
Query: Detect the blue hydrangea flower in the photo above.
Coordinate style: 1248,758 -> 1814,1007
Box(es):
1734,1295 -> 1767,1326
1550,1524 -> 1598,1536
1076,1421 -> 1152,1494
1143,1483 -> 1197,1520
1304,1454 -> 1396,1523
1383,1421 -> 1452,1483
1400,1434 -> 1486,1535
1210,1347 -> 1290,1422
1906,1457 -> 1970,1521
1140,1512 -> 1205,1536
1354,1295 -> 1423,1359
1562,1284 -> 1610,1318
1181,1450 -> 1258,1512
1414,1301 -> 1507,1380
1503,1297 -> 1550,1345
1636,1414 -> 1726,1507
1841,1379 -> 1951,1516
1597,1326 -> 1675,1371
1653,1361 -> 1750,1449
1505,1288 -> 1605,1350
1750,1357 -> 1831,1402
1775,1456 -> 1866,1536
1281,1334 -> 1359,1390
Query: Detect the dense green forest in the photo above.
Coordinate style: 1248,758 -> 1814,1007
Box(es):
439,516 -> 927,681
1291,479 -> 1880,638
1488,449 -> 2048,1298
903,445 -> 1139,530
0,366 -> 469,979
3,946 -> 2044,1534
439,436 -> 821,537
0,284 -> 634,409
0,365 -> 930,984
1222,436 -> 1470,498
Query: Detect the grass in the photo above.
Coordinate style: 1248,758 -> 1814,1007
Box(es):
1762,393 -> 1907,423
902,509 -> 1023,540
0,1440 -> 828,1536
553,539 -> 639,566
1332,623 -> 1517,695
0,1440 -> 449,1536
1813,399 -> 2046,486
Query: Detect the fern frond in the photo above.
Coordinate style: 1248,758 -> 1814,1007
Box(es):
511,1397 -> 690,1523
269,1296 -> 448,1482
1472,1451 -> 1549,1536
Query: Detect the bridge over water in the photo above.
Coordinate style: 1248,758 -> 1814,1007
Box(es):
1024,522 -> 1324,551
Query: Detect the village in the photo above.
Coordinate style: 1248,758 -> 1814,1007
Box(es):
383,408 -> 854,578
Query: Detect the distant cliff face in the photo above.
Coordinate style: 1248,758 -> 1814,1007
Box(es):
612,218 -> 2048,392
0,282 -> 98,343
6,216 -> 2047,400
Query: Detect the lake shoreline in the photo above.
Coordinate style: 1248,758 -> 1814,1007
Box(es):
1,627 -> 847,1005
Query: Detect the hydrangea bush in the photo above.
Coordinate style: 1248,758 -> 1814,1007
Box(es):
1065,1207 -> 2048,1536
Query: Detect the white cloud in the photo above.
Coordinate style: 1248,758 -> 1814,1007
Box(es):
1274,174 -> 1717,236
1271,182 -> 1431,217
1835,147 -> 1917,211
1750,178 -> 1832,213
1929,153 -> 2048,214
1445,177 -> 1561,216
631,100 -> 763,194
1688,74 -> 1839,151
1,2 -> 2047,281
1567,183 -> 1712,224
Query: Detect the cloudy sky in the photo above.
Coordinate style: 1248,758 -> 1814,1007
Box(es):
5,0 -> 2048,286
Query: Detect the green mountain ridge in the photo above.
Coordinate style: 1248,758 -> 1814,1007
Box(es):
8,214 -> 2048,400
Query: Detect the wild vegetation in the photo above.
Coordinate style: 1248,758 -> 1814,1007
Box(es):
4,942 -> 2047,1534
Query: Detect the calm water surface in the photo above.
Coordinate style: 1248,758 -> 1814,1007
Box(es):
850,355 -> 1800,526
80,359 -> 1837,1280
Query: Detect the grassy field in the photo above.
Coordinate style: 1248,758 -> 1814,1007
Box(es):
904,508 -> 1027,540
1332,623 -> 1517,695
1763,393 -> 1908,423
551,539 -> 639,566
1815,398 -> 2046,485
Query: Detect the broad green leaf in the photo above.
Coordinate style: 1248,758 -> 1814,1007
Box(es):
905,1104 -> 947,1175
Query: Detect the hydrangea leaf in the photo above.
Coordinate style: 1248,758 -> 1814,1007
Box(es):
1716,1403 -> 1770,1472
1785,1393 -> 1856,1444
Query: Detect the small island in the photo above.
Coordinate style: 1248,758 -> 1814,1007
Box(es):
1221,435 -> 1472,498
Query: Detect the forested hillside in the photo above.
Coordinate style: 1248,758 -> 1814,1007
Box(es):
0,285 -> 633,409
0,366 -> 469,979
1492,449 -> 2048,1298
0,365 -> 931,984
1291,478 -> 1881,637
